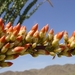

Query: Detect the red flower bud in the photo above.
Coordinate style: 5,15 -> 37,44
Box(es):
5,43 -> 10,48
63,31 -> 68,43
13,30 -> 18,36
31,23 -> 38,32
20,26 -> 26,30
0,35 -> 6,43
40,27 -> 45,33
72,31 -> 75,37
28,30 -> 35,36
33,30 -> 39,38
12,47 -> 25,52
7,26 -> 13,34
44,24 -> 49,32
64,31 -> 68,36
56,31 -> 64,40
0,62 -> 13,67
24,43 -> 30,49
13,54 -> 19,59
10,30 -> 18,41
20,43 -> 30,54
0,18 -> 4,30
0,18 -> 3,25
5,22 -> 12,30
16,35 -> 22,41
13,23 -> 20,32
1,43 -> 10,53
7,62 -> 13,66
49,29 -> 54,34
18,26 -> 26,37
48,29 -> 54,41
39,27 -> 46,38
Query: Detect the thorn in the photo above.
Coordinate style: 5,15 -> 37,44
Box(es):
43,0 -> 53,7
47,0 -> 53,7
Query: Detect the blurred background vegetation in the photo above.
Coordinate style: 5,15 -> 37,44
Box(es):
0,0 -> 53,25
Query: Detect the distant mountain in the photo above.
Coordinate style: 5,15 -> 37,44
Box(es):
0,64 -> 75,75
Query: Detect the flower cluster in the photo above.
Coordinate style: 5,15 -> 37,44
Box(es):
0,18 -> 75,67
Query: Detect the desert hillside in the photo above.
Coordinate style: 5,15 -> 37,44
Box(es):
0,64 -> 75,75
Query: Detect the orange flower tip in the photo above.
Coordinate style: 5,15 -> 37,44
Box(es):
56,31 -> 64,39
20,26 -> 26,30
5,43 -> 10,48
45,50 -> 50,55
7,62 -> 13,66
5,22 -> 12,29
28,30 -> 35,36
13,24 -> 20,32
13,26 -> 16,29
33,30 -> 39,38
0,18 -> 4,25
7,26 -> 13,33
0,35 -> 6,43
67,44 -> 70,48
44,24 -> 49,32
13,47 -> 24,52
13,30 -> 18,35
16,23 -> 20,30
1,24 -> 4,30
24,43 -> 30,48
72,31 -> 75,37
17,23 -> 20,25
14,54 -> 19,59
16,36 -> 22,41
49,29 -> 54,34
31,23 -> 38,31
40,27 -> 45,33
0,18 -> 3,21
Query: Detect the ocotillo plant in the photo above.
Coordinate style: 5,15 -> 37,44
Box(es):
0,0 -> 53,25
0,18 -> 75,67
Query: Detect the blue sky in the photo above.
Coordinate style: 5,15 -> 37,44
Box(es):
0,0 -> 75,73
